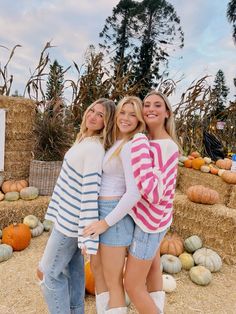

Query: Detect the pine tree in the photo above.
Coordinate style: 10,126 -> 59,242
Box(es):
46,60 -> 64,102
211,69 -> 230,120
227,0 -> 236,44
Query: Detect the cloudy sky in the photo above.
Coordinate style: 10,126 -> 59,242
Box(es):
0,0 -> 235,105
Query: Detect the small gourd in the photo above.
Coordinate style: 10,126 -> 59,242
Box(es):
210,166 -> 219,175
190,151 -> 201,158
179,252 -> 194,270
179,156 -> 188,163
221,171 -> 236,184
200,165 -> 210,173
189,265 -> 212,286
4,191 -> 20,201
184,235 -> 202,253
203,157 -> 211,164
0,192 -> 4,201
162,274 -> 176,293
0,244 -> 13,262
2,179 -> 28,193
160,233 -> 184,256
20,186 -> 39,200
215,158 -> 232,170
186,185 -> 219,205
43,220 -> 53,232
218,169 -> 225,177
31,221 -> 44,237
193,248 -> 222,272
161,254 -> 182,274
23,215 -> 39,229
2,223 -> 31,251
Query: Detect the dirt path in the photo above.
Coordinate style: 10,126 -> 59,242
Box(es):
0,233 -> 236,314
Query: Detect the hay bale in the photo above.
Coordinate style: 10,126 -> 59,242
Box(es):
173,193 -> 236,265
0,196 -> 50,229
177,167 -> 233,205
228,185 -> 236,209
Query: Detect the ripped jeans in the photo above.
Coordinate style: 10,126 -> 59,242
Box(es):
38,227 -> 84,314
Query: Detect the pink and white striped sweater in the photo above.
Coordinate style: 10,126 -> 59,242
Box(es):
130,133 -> 179,233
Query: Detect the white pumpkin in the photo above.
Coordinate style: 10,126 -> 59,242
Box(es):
43,219 -> 53,232
162,274 -> 176,293
203,157 -> 212,164
179,252 -> 194,270
200,165 -> 210,173
161,254 -> 182,274
184,235 -> 202,253
193,248 -> 222,272
31,221 -> 44,237
218,169 -> 225,177
23,215 -> 39,229
0,244 -> 13,262
179,156 -> 189,163
189,265 -> 212,286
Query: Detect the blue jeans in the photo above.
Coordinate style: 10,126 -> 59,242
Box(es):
38,228 -> 84,314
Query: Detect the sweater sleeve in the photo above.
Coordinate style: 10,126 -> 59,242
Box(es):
77,140 -> 104,255
105,142 -> 141,226
131,133 -> 166,205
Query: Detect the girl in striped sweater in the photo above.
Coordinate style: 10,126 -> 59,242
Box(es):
84,91 -> 180,314
37,98 -> 116,314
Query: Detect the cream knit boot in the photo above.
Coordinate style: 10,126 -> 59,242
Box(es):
105,307 -> 127,314
96,292 -> 109,314
150,291 -> 165,314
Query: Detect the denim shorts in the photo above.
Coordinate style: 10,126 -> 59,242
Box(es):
129,225 -> 167,260
99,199 -> 134,247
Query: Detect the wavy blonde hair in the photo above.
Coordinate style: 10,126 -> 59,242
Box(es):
76,98 -> 116,150
144,90 -> 182,151
111,96 -> 145,157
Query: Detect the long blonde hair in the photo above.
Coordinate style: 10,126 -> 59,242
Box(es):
76,98 -> 116,150
144,90 -> 182,151
111,96 -> 145,157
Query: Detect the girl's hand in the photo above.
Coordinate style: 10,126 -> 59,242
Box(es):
83,220 -> 109,238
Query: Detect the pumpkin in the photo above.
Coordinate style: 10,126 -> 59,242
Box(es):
203,157 -> 212,164
0,244 -> 13,262
2,179 -> 28,193
31,221 -> 44,237
184,159 -> 192,168
215,158 -> 232,170
160,233 -> 184,256
193,248 -> 222,272
184,235 -> 202,253
191,157 -> 205,170
187,155 -> 195,160
218,169 -> 225,177
200,165 -> 210,173
2,223 -> 31,251
43,219 -> 53,232
179,252 -> 195,270
189,265 -> 212,286
23,215 -> 39,229
20,186 -> 39,200
221,171 -> 236,184
0,192 -> 4,201
4,191 -> 20,201
179,156 -> 188,163
161,254 -> 182,274
210,167 -> 219,175
162,274 -> 176,293
85,260 -> 95,295
186,185 -> 220,205
190,151 -> 201,158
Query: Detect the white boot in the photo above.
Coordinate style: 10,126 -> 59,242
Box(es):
105,307 -> 127,314
150,291 -> 165,314
96,292 -> 109,314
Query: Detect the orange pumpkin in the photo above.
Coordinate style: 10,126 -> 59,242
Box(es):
184,159 -> 192,168
160,233 -> 184,256
221,171 -> 236,184
2,223 -> 31,251
187,155 -> 195,160
210,167 -> 219,175
190,151 -> 201,158
85,260 -> 95,295
192,158 -> 205,170
215,158 -> 232,170
2,180 -> 28,193
186,185 -> 220,205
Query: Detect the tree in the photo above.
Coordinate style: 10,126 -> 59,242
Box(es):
227,0 -> 236,44
211,69 -> 230,120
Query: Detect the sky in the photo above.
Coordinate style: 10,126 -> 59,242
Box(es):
0,0 -> 235,106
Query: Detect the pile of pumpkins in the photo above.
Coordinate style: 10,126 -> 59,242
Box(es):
0,215 -> 53,263
179,152 -> 236,185
0,178 -> 39,202
160,233 -> 222,293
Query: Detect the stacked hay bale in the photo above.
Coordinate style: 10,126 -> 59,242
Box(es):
0,95 -> 35,180
173,167 -> 236,264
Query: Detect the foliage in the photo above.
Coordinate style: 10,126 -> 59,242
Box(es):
227,0 -> 236,44
46,59 -> 65,102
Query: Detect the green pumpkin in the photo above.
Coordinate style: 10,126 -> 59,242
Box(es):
193,248 -> 222,272
23,215 -> 39,229
184,235 -> 202,253
0,244 -> 13,262
161,254 -> 182,274
20,186 -> 39,200
189,265 -> 212,286
31,221 -> 44,237
4,191 -> 20,201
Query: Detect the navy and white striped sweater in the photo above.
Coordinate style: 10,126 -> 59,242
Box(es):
45,136 -> 104,254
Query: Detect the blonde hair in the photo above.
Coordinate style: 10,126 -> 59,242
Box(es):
111,96 -> 145,157
144,90 -> 182,151
76,98 -> 116,150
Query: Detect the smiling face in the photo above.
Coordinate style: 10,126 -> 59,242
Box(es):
143,94 -> 169,129
85,103 -> 105,135
116,102 -> 139,137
